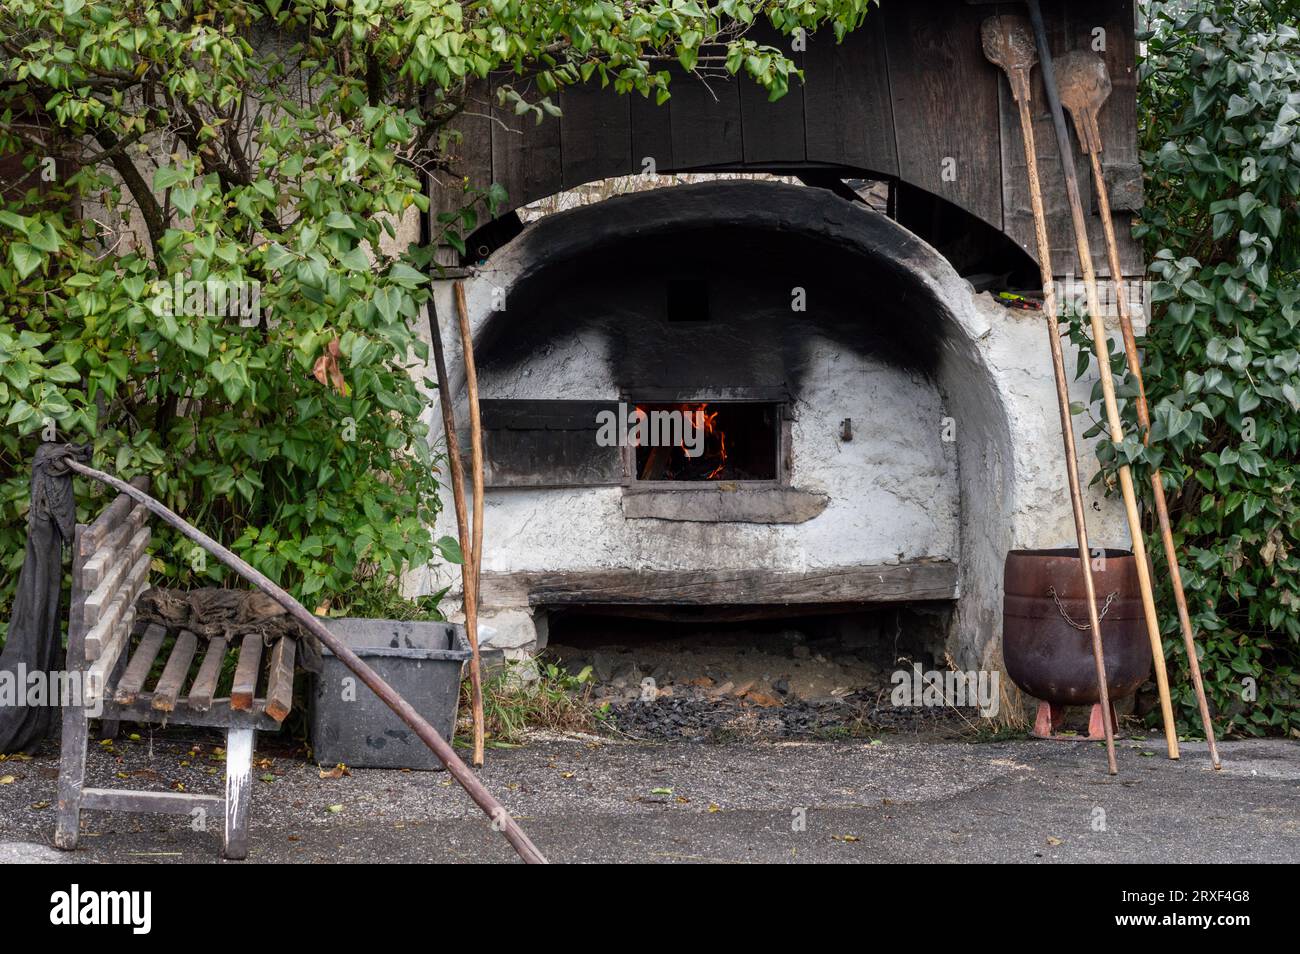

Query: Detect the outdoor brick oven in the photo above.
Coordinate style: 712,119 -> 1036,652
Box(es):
411,1 -> 1142,683
417,179 -> 1127,676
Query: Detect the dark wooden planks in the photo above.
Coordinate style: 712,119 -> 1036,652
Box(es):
484,429 -> 623,488
630,89 -> 674,174
420,7 -> 1141,283
997,0 -> 1077,274
1070,0 -> 1144,276
668,66 -> 744,169
264,638 -> 296,723
491,72 -> 563,213
883,0 -> 1003,229
481,561 -> 959,607
481,399 -> 623,488
998,0 -> 1144,278
151,630 -> 198,712
559,81 -> 633,188
481,399 -> 619,430
738,22 -> 806,165
186,636 -> 228,713
229,633 -> 264,712
113,624 -> 167,705
429,79 -> 494,221
804,18 -> 898,175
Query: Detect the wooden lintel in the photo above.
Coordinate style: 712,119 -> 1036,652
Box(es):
480,561 -> 958,608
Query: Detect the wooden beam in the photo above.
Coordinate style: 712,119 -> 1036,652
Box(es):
229,633 -> 263,712
83,527 -> 149,632
113,623 -> 167,705
84,550 -> 149,660
223,727 -> 255,860
81,787 -> 223,817
77,477 -> 149,557
263,638 -> 296,723
480,561 -> 958,607
81,508 -> 147,588
100,696 -> 280,731
185,636 -> 229,713
151,630 -> 199,712
621,487 -> 829,524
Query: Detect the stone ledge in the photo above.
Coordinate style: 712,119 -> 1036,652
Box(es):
620,486 -> 829,524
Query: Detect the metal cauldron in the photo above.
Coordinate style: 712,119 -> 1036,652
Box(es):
1003,548 -> 1151,705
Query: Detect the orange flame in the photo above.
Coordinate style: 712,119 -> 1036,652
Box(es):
633,402 -> 728,480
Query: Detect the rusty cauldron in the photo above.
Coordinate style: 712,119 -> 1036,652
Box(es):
1003,548 -> 1151,706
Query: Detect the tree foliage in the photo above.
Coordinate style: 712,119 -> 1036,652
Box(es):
0,0 -> 878,633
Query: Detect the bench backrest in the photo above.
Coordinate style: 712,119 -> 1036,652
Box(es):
70,478 -> 152,698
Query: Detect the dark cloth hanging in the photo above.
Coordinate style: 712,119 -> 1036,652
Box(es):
0,442 -> 90,754
137,587 -> 323,673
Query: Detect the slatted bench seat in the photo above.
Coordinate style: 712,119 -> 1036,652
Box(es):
56,480 -> 296,860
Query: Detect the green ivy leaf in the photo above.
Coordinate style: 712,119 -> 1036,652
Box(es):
10,244 -> 41,280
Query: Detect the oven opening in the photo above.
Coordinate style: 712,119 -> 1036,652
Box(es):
632,401 -> 780,482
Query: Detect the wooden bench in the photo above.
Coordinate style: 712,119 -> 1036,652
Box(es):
55,480 -> 296,859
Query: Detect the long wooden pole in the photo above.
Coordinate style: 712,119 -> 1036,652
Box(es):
1069,95 -> 1221,768
452,281 -> 486,768
426,296 -> 486,767
981,15 -> 1117,775
64,459 -> 547,864
1026,0 -> 1179,759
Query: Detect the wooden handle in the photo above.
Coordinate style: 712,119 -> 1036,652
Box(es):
1026,0 -> 1179,759
1048,120 -> 1179,761
454,280 -> 487,769
1014,96 -> 1119,775
1088,148 -> 1220,768
427,294 -> 486,769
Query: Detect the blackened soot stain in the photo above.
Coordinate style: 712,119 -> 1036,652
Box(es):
476,226 -> 945,397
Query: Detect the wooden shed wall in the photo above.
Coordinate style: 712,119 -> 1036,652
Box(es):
429,0 -> 1142,277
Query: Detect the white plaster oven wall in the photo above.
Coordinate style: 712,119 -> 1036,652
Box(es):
469,335 -> 959,573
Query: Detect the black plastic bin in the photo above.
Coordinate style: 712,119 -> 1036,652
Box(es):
309,618 -> 471,771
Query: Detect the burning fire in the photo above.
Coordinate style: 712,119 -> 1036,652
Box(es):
633,402 -> 729,480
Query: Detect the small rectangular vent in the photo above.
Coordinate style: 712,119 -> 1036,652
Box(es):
665,278 -> 710,323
